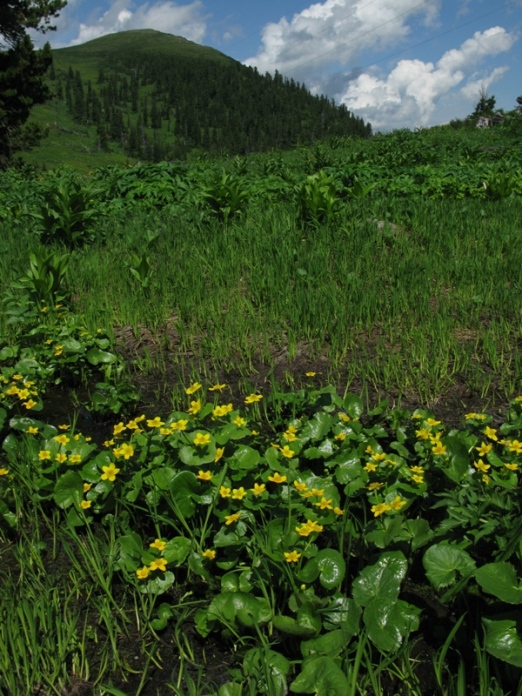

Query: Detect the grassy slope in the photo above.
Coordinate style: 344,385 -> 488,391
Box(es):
21,30 -> 235,172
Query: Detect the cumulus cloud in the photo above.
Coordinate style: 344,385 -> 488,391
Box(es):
336,27 -> 516,130
68,0 -> 207,46
244,0 -> 440,79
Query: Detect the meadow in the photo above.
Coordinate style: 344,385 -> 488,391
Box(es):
1,123 -> 522,695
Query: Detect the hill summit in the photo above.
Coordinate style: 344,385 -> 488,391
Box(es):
44,29 -> 371,161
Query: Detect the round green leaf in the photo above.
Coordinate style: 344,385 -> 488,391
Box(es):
54,470 -> 83,509
352,551 -> 407,605
483,616 -> 522,667
290,656 -> 349,695
475,562 -> 522,604
298,549 -> 346,590
423,543 -> 476,591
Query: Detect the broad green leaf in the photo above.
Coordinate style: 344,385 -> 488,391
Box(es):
475,563 -> 522,604
364,597 -> 420,653
208,592 -> 272,629
163,536 -> 191,565
301,626 -> 356,658
243,647 -> 289,696
290,656 -> 349,695
322,595 -> 361,632
54,470 -> 83,509
423,543 -> 476,591
334,452 -> 362,484
0,499 -> 17,528
115,532 -> 143,571
140,571 -> 175,596
343,393 -> 363,419
300,413 -> 333,443
273,606 -> 322,638
352,551 -> 407,606
218,684 -> 243,696
228,445 -> 260,470
168,471 -> 198,519
298,549 -> 346,590
483,616 -> 522,667
86,347 -> 117,365
150,603 -> 174,630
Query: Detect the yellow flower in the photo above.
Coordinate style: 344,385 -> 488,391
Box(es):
219,486 -> 231,498
280,445 -> 295,459
426,418 -> 442,427
250,482 -> 266,496
113,422 -> 126,435
296,520 -> 323,536
505,463 -> 519,471
12,374 -> 23,381
26,426 -> 39,435
371,502 -> 391,517
103,439 -> 114,448
214,447 -> 225,463
268,472 -> 287,484
224,512 -> 241,526
54,434 -> 70,446
171,419 -> 188,431
54,345 -> 63,356
508,440 -> 522,454
23,399 -> 37,410
209,383 -> 227,392
55,453 -> 67,463
69,454 -> 82,464
188,399 -> 202,415
126,419 -> 139,430
483,426 -> 498,441
193,432 -> 211,447
412,474 -> 425,484
389,496 -> 407,511
476,442 -> 493,457
286,425 -> 298,434
365,445 -> 374,454
149,558 -> 168,572
283,430 -> 298,442
83,483 -> 92,492
0,468 -> 9,476
202,549 -> 216,560
372,452 -> 386,462
136,566 -> 150,580
197,470 -> 212,481
367,482 -> 383,491
333,507 -> 344,516
474,459 -> 491,473
159,427 -> 171,436
6,386 -> 20,396
149,539 -> 167,551
305,371 -> 316,377
101,463 -> 120,482
232,487 -> 247,500
482,474 -> 490,485
251,430 -> 259,436
80,500 -> 92,510
58,424 -> 70,431
17,388 -> 30,399
38,450 -> 51,461
213,403 -> 234,417
416,428 -> 431,440
364,462 -> 377,472
334,432 -> 347,442
233,416 -> 246,427
432,441 -> 447,456
147,417 -> 164,428
309,488 -> 324,497
315,497 -> 333,510
339,413 -> 350,422
185,382 -> 202,395
245,393 -> 263,404
284,550 -> 302,563
410,466 -> 424,474
120,443 -> 134,459
293,480 -> 307,492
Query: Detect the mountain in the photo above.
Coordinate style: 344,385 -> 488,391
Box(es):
21,30 -> 371,169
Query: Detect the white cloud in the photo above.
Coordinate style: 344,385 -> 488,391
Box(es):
244,0 -> 440,79
337,27 -> 516,130
68,0 -> 207,46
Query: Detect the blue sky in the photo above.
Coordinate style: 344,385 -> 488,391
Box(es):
32,0 -> 522,130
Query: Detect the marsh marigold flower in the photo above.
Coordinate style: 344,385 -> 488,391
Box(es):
371,502 -> 391,517
101,463 -> 120,482
193,432 -> 211,447
113,422 -> 126,435
150,539 -> 167,551
232,487 -> 247,500
149,558 -> 167,572
23,399 -> 37,410
483,426 -> 498,441
185,382 -> 202,395
268,472 -> 287,484
214,447 -> 225,463
38,450 -> 51,461
0,468 -> 9,476
284,550 -> 302,563
120,443 -> 134,459
188,399 -> 201,415
147,417 -> 164,428
26,426 -> 38,435
233,416 -> 246,428
250,482 -> 266,495
219,486 -> 231,498
80,500 -> 92,510
280,445 -> 295,459
432,442 -> 447,456
209,383 -> 227,392
245,393 -> 263,404
202,549 -> 216,560
224,512 -> 241,526
197,470 -> 212,481
476,442 -> 492,457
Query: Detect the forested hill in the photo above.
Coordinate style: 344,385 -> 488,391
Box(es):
46,29 -> 371,161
